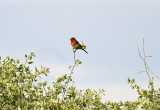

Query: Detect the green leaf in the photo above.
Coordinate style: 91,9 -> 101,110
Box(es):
25,54 -> 27,58
127,77 -> 130,83
28,62 -> 34,64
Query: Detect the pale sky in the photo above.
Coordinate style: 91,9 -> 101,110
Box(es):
0,0 -> 160,102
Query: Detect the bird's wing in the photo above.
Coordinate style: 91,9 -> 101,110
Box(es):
75,40 -> 79,44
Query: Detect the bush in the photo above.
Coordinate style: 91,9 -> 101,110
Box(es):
0,44 -> 160,109
0,52 -> 106,109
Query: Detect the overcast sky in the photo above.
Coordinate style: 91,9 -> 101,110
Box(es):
0,0 -> 160,102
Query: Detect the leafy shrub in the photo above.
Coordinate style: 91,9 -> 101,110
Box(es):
0,52 -> 160,110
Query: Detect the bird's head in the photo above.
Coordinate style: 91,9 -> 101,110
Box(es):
70,37 -> 75,42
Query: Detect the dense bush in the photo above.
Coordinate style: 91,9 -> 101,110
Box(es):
0,52 -> 160,110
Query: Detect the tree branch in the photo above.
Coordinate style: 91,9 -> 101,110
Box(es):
138,38 -> 160,81
142,38 -> 151,81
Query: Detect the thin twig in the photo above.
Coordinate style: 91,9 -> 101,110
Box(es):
147,67 -> 160,80
146,56 -> 152,58
74,51 -> 76,62
138,71 -> 145,73
138,39 -> 160,81
61,52 -> 77,103
137,46 -> 144,61
142,38 -> 151,81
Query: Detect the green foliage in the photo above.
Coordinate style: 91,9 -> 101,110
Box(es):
0,53 -> 105,110
0,52 -> 160,109
127,78 -> 160,110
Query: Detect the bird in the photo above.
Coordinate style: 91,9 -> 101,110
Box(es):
70,37 -> 88,54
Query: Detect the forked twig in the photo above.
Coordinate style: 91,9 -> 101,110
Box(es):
142,38 -> 151,81
138,38 -> 160,81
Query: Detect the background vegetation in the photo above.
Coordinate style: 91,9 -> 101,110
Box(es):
0,41 -> 160,110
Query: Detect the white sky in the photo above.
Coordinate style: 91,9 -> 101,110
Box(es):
0,0 -> 160,102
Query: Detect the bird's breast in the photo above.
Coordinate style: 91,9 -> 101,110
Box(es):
71,41 -> 75,46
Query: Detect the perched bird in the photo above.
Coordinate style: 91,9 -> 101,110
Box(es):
70,37 -> 88,54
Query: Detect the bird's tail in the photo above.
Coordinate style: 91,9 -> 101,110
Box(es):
82,49 -> 88,54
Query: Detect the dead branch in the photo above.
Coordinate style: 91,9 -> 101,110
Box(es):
142,38 -> 151,81
138,38 -> 160,81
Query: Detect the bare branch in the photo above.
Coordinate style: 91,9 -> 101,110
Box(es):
138,71 -> 145,73
138,38 -> 160,81
146,56 -> 152,58
147,67 -> 160,80
142,38 -> 151,81
74,51 -> 76,62
137,46 -> 144,61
